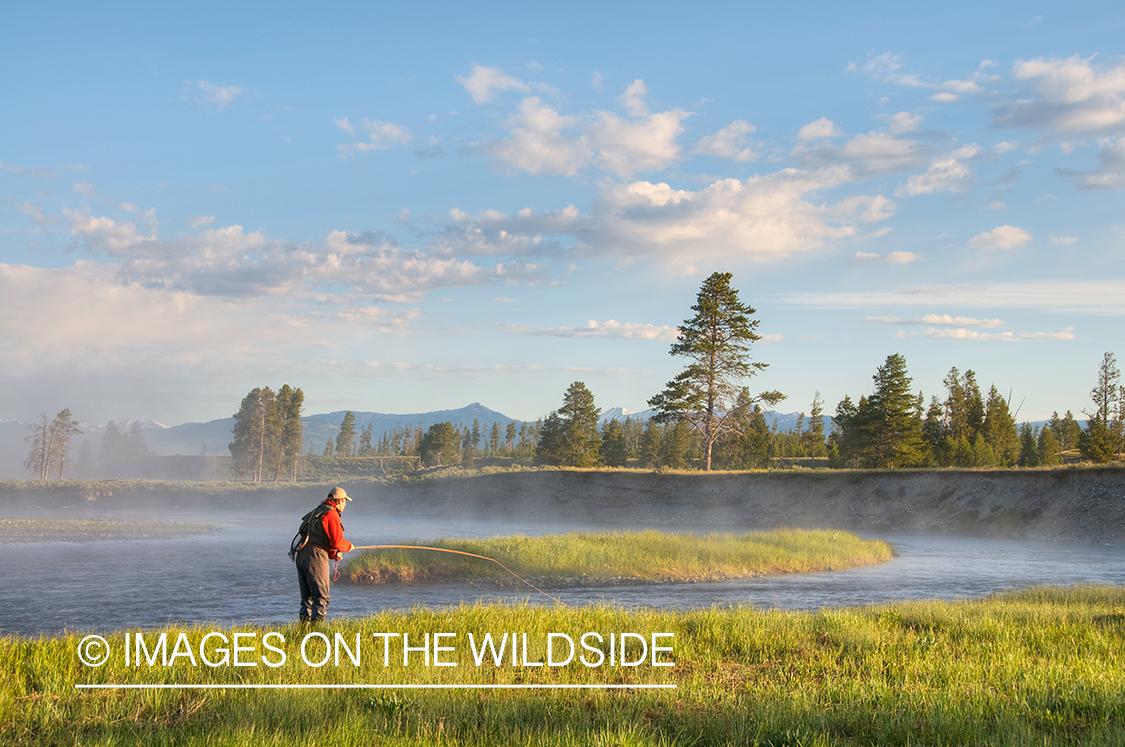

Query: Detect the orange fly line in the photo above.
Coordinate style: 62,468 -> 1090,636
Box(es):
347,545 -> 567,606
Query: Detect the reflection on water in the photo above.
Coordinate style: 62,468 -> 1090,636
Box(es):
1,504 -> 1123,636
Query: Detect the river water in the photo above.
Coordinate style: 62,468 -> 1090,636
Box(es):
2,505 -> 1123,637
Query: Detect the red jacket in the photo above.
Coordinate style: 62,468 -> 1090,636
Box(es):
306,501 -> 354,559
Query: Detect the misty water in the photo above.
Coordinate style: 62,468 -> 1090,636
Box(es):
2,503 -> 1124,637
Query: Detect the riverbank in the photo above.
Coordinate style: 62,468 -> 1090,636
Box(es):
340,529 -> 894,586
4,585 -> 1123,745
2,467 -> 1123,543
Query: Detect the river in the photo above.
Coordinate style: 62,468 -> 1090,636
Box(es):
2,505 -> 1123,637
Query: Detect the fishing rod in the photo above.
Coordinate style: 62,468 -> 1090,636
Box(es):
346,545 -> 567,607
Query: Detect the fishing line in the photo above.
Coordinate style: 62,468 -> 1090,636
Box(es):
346,545 -> 567,606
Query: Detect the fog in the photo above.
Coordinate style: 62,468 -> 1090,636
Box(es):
3,495 -> 1125,637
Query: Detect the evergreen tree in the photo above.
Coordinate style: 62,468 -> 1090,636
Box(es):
505,422 -> 517,453
983,385 -> 1019,466
335,411 -> 357,457
536,382 -> 603,467
659,420 -> 691,469
1017,423 -> 1039,467
864,353 -> 926,468
600,420 -> 628,467
419,422 -> 462,467
800,392 -> 826,458
972,432 -> 996,467
44,409 -> 83,479
638,420 -> 663,468
648,271 -> 783,470
273,385 -> 304,481
1037,427 -> 1062,466
489,422 -> 501,455
1082,352 -> 1122,462
99,421 -> 126,471
359,423 -> 373,457
229,387 -> 282,481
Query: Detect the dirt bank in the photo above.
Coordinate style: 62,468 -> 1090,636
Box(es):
374,468 -> 1125,544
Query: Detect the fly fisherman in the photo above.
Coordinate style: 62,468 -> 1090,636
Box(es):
294,486 -> 355,624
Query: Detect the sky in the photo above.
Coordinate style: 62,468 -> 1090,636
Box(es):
2,1 -> 1123,428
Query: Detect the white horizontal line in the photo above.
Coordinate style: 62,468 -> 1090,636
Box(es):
76,683 -> 677,690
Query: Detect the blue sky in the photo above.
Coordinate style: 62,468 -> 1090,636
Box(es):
2,1 -> 1123,427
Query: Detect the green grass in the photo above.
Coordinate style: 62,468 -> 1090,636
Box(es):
0,518 -> 216,543
340,529 -> 894,586
3,585 -> 1124,745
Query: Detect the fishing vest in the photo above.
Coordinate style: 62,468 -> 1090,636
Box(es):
300,502 -> 342,551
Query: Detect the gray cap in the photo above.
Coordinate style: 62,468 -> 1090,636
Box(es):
327,486 -> 351,501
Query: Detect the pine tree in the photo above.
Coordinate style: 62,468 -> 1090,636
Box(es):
229,387 -> 281,481
864,353 -> 926,468
536,382 -> 603,467
335,411 -> 357,457
275,385 -> 304,481
1037,427 -> 1062,466
1017,423 -> 1039,467
600,420 -> 628,467
648,271 -> 783,470
419,422 -> 462,467
639,420 -> 663,468
24,413 -> 54,481
983,385 -> 1019,466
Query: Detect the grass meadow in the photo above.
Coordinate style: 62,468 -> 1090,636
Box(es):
341,529 -> 894,585
3,585 -> 1123,745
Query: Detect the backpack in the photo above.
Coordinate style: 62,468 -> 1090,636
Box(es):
289,504 -> 330,561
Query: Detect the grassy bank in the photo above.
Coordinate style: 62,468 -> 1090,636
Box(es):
3,585 -> 1124,745
0,518 -> 215,543
341,529 -> 894,586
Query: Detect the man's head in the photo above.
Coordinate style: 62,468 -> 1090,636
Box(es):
327,486 -> 351,507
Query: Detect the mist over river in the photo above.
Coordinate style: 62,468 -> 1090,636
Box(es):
2,501 -> 1123,637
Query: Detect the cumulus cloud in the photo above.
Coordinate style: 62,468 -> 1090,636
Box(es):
475,80 -> 689,178
336,118 -> 413,156
590,108 -> 689,176
499,318 -> 678,340
456,64 -> 530,103
620,79 -> 650,117
693,120 -> 759,161
182,80 -> 244,109
897,144 -> 981,196
483,97 -> 592,175
967,225 -> 1033,249
797,117 -> 842,140
994,56 -> 1125,134
439,166 -> 895,265
794,127 -> 927,178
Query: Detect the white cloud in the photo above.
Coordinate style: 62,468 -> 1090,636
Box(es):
693,120 -> 759,162
1050,235 -> 1079,244
17,202 -> 61,225
994,56 -> 1125,133
456,64 -> 529,104
1,160 -> 57,178
852,250 -> 919,265
986,201 -> 1006,210
775,280 -> 1125,314
847,52 -> 986,97
864,314 -> 1005,327
967,225 -> 1033,249
897,144 -> 981,196
620,79 -> 650,117
1057,136 -> 1125,189
483,97 -> 592,176
922,327 -> 1075,342
186,215 -> 215,228
337,119 -> 413,156
499,318 -> 678,340
887,112 -> 923,134
794,128 -> 927,177
591,108 -> 689,176
183,80 -> 244,110
440,166 -> 895,265
797,117 -> 841,140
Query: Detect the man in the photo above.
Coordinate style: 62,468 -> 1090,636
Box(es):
295,486 -> 355,623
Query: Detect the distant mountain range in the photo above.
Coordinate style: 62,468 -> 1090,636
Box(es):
0,403 -> 816,479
